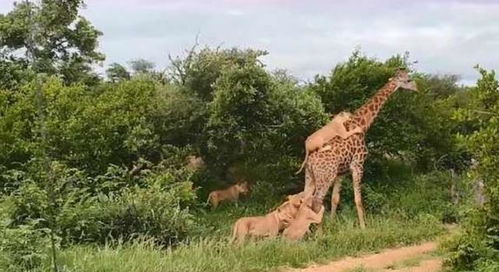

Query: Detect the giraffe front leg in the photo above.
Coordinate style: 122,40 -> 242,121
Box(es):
350,163 -> 366,229
312,188 -> 327,214
330,178 -> 342,220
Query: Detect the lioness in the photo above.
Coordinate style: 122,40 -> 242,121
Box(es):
231,208 -> 293,244
275,193 -> 305,226
186,155 -> 205,171
207,181 -> 249,208
282,197 -> 324,241
231,193 -> 305,244
296,111 -> 363,174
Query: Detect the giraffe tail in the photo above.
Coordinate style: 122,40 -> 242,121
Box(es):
295,150 -> 309,175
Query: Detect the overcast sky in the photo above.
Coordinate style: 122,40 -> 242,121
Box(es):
1,0 -> 498,85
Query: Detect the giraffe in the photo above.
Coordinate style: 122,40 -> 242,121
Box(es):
303,69 -> 418,229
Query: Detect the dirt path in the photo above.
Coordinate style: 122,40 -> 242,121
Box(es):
288,242 -> 443,272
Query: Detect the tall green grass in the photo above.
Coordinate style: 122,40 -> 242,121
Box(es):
47,213 -> 444,272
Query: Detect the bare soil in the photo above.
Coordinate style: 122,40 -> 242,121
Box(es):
287,242 -> 443,272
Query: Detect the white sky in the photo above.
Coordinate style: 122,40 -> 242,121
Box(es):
1,0 -> 499,85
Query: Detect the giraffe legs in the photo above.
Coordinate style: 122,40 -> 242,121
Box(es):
350,163 -> 366,229
303,165 -> 315,198
311,170 -> 337,214
330,178 -> 342,219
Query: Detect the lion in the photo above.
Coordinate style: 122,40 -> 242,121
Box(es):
230,193 -> 305,244
207,181 -> 249,208
296,111 -> 363,174
275,193 -> 306,225
231,208 -> 293,244
186,155 -> 205,171
282,197 -> 325,241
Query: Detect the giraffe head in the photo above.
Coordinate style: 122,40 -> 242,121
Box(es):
389,68 -> 418,92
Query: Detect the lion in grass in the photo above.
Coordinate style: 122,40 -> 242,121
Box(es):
282,197 -> 324,241
207,181 -> 250,208
231,209 -> 292,244
231,193 -> 305,244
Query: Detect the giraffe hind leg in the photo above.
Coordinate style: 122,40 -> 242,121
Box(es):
350,162 -> 366,229
330,178 -> 342,219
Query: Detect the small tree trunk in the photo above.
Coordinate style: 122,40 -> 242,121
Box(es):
474,178 -> 486,207
470,158 -> 487,207
450,169 -> 460,205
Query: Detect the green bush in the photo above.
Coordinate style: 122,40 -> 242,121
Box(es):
6,156 -> 199,248
0,76 -> 204,178
0,200 -> 51,272
445,67 -> 499,271
333,169 -> 454,222
59,178 -> 197,246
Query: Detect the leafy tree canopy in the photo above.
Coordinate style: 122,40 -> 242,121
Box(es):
0,0 -> 104,86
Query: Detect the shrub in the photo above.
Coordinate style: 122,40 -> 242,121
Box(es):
0,200 -> 51,272
7,155 -> 199,248
59,178 -> 197,247
445,67 -> 499,271
336,169 -> 454,221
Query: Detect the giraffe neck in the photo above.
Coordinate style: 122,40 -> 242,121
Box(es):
352,81 -> 398,132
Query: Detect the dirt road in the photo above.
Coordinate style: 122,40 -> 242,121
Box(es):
288,242 -> 443,272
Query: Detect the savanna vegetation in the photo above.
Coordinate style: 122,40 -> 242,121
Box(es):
0,1 -> 497,272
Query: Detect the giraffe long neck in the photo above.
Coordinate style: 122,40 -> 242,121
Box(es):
352,81 -> 398,132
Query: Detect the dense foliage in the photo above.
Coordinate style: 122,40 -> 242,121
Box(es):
0,0 -> 104,87
444,67 -> 499,271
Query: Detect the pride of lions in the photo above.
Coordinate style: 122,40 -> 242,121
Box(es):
201,110 -> 362,243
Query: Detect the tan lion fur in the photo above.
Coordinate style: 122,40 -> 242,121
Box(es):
231,208 -> 293,244
207,181 -> 249,208
186,155 -> 205,171
296,111 -> 363,174
275,193 -> 306,226
230,193 -> 306,244
282,197 -> 324,241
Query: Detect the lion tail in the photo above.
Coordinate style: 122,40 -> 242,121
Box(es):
295,150 -> 309,175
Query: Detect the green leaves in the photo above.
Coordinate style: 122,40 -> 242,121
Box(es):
204,51 -> 326,174
170,47 -> 268,100
106,63 -> 130,83
0,0 -> 104,86
446,67 -> 499,271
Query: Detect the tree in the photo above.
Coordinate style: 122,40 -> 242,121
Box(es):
447,67 -> 499,271
106,63 -> 130,82
169,47 -> 268,100
205,57 -> 326,185
129,59 -> 155,74
0,0 -> 104,86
